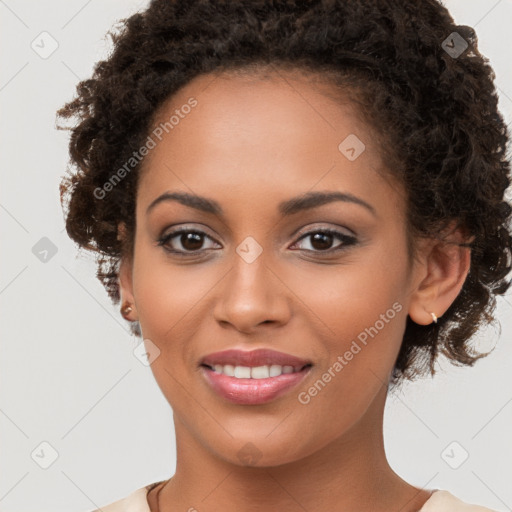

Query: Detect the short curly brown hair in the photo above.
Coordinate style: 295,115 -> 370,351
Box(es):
57,0 -> 512,385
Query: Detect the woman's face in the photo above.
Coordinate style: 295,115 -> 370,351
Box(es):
120,69 -> 426,466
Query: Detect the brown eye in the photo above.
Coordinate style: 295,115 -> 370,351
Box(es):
310,232 -> 334,251
178,232 -> 204,251
292,229 -> 357,254
157,228 -> 220,255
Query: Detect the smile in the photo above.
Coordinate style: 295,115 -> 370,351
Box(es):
200,363 -> 312,405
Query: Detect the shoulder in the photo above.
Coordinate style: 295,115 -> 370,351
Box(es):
85,481 -> 163,512
420,490 -> 501,512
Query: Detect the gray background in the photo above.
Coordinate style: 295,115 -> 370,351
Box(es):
1,1 -> 511,511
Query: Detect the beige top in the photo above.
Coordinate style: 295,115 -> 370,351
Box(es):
88,483 -> 500,512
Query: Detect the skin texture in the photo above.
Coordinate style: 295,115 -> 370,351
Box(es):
118,69 -> 471,512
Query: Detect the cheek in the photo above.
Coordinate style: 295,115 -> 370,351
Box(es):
131,238 -> 232,385
297,268 -> 406,388
133,258 -> 212,344
299,238 -> 407,339
294,237 -> 409,401
132,229 -> 196,318
130,246 -> 211,403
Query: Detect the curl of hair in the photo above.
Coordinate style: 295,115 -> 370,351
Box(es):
57,0 -> 512,385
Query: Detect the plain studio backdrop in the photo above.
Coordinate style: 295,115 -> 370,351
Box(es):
1,1 -> 511,511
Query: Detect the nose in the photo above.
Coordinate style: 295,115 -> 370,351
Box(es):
212,250 -> 292,335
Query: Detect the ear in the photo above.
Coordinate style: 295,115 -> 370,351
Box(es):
408,223 -> 473,325
118,222 -> 137,320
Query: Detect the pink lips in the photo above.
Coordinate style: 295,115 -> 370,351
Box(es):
199,348 -> 313,405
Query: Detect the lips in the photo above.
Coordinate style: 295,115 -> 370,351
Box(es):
200,348 -> 312,370
198,348 -> 313,404
200,365 -> 311,405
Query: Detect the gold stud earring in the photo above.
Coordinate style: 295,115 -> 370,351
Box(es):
121,302 -> 133,319
431,312 -> 438,324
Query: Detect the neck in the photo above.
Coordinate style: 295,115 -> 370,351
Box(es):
154,385 -> 432,512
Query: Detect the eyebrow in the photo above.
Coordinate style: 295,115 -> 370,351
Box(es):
146,190 -> 377,217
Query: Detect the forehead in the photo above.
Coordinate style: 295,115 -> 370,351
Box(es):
145,68 -> 371,161
136,69 -> 403,221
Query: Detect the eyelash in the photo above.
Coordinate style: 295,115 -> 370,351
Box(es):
156,226 -> 358,257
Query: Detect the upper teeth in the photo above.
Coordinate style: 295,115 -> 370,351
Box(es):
211,364 -> 300,378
